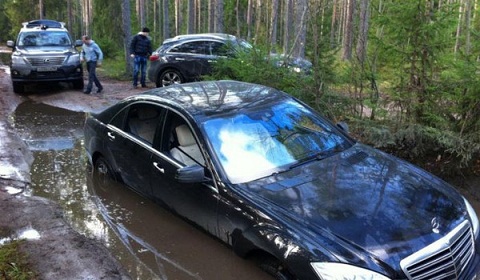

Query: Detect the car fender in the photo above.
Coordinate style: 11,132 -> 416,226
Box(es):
231,224 -> 324,278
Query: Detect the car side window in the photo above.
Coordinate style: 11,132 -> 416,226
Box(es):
209,41 -> 228,56
170,41 -> 206,55
125,104 -> 163,144
160,112 -> 205,167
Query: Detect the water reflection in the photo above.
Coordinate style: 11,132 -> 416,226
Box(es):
14,101 -> 269,279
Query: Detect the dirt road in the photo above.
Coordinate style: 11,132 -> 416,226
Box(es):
0,64 -> 143,279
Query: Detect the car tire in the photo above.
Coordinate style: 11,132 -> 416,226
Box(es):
72,79 -> 84,90
12,82 -> 25,94
93,156 -> 117,182
253,255 -> 294,280
158,69 -> 183,87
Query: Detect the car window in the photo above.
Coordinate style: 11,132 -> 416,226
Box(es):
169,41 -> 206,55
160,111 -> 205,167
123,104 -> 163,144
207,41 -> 227,56
202,100 -> 351,184
18,31 -> 71,47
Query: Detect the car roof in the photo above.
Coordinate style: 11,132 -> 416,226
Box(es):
120,80 -> 290,120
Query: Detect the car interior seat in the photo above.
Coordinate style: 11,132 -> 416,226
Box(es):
170,124 -> 203,166
128,107 -> 159,143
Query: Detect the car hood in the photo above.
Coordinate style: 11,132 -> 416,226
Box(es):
241,143 -> 468,271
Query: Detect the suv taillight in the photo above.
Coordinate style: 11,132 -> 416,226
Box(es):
149,54 -> 159,62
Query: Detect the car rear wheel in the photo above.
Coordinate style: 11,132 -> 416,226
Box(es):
158,69 -> 183,87
93,156 -> 117,182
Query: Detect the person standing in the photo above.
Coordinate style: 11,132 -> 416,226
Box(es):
130,27 -> 152,88
80,35 -> 103,94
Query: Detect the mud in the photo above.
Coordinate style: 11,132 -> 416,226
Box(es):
0,63 -> 141,279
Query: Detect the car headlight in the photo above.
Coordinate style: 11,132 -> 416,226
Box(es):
311,263 -> 390,280
11,54 -> 27,65
65,53 -> 80,65
464,197 -> 479,238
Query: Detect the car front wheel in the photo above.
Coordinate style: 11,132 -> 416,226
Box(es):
12,81 -> 25,94
158,69 -> 183,87
252,255 -> 294,280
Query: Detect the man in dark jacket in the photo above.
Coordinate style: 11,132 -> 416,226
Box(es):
130,27 -> 152,88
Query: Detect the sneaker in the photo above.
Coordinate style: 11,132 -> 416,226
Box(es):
96,88 -> 103,93
83,90 -> 91,94
141,84 -> 147,88
132,85 -> 138,89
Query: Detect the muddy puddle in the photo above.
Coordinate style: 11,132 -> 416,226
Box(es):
12,101 -> 270,280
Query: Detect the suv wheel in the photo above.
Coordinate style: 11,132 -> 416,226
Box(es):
158,69 -> 183,87
72,79 -> 84,90
12,82 -> 25,94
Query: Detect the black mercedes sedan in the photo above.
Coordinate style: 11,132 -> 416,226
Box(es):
84,80 -> 480,280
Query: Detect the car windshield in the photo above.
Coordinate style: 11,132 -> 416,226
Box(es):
18,31 -> 71,47
202,99 -> 352,184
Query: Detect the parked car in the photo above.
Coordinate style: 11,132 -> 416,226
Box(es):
6,19 -> 84,94
147,33 -> 312,87
84,80 -> 480,280
147,33 -> 253,87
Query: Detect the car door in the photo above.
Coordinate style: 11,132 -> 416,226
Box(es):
106,102 -> 165,198
148,109 -> 221,236
166,40 -> 210,79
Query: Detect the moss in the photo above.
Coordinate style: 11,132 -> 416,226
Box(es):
0,238 -> 36,280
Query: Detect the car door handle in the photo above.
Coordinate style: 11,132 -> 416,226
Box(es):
107,132 -> 115,140
175,58 -> 185,61
153,162 -> 165,173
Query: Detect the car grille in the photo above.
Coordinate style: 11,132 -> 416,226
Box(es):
27,57 -> 65,66
400,220 -> 475,280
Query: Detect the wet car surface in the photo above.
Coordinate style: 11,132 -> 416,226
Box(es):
83,80 -> 480,279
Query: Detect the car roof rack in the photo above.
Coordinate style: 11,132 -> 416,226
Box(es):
22,19 -> 65,29
166,33 -> 236,43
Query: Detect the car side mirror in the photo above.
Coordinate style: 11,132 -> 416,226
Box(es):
7,40 -> 15,48
175,165 -> 205,183
336,121 -> 349,134
74,39 -> 83,47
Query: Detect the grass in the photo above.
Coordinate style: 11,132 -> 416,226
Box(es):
0,239 -> 36,280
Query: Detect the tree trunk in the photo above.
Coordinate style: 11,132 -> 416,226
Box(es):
283,0 -> 293,53
247,0 -> 253,40
163,0 -> 170,39
356,0 -> 370,65
215,0 -> 224,33
188,0 -> 195,34
121,0 -> 132,74
342,0 -> 355,60
291,0 -> 307,58
269,0 -> 279,51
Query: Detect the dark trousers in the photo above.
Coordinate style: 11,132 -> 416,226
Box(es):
133,56 -> 148,86
86,61 -> 102,92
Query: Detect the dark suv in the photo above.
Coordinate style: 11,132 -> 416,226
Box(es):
147,33 -> 252,87
6,19 -> 84,94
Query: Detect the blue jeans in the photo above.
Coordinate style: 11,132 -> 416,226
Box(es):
86,61 -> 102,92
133,56 -> 148,86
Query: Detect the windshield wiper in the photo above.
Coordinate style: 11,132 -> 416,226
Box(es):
288,150 -> 332,170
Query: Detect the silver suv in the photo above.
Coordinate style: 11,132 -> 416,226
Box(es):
6,19 -> 83,94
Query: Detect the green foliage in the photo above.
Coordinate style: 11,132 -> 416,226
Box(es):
0,238 -> 36,280
98,57 -> 130,81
